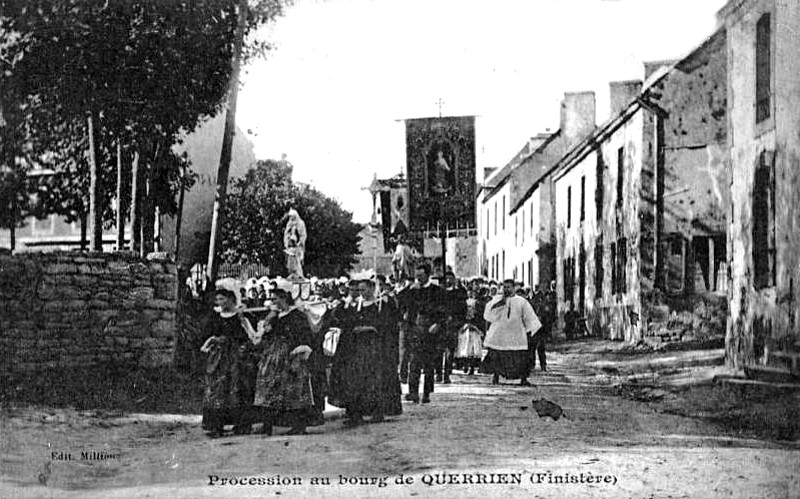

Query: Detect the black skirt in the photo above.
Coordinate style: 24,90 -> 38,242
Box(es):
481,348 -> 530,379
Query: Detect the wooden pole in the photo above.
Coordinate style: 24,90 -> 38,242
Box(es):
206,0 -> 248,286
116,140 -> 124,251
174,163 -> 187,263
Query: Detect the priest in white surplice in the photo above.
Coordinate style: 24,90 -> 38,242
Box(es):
483,278 -> 541,386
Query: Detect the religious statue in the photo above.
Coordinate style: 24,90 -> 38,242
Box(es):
283,208 -> 307,278
392,237 -> 416,282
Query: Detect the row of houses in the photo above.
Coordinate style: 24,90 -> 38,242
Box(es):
477,0 -> 800,369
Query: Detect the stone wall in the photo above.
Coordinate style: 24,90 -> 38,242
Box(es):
643,292 -> 727,345
0,252 -> 177,373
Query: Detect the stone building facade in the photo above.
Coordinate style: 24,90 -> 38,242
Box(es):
508,93 -> 596,292
477,92 -> 595,289
720,0 -> 800,368
552,29 -> 729,343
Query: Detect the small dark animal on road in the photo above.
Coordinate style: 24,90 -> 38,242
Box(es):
531,398 -> 569,421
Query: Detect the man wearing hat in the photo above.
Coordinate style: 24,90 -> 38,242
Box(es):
397,263 -> 447,403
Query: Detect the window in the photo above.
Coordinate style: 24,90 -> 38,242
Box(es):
610,243 -> 617,294
666,235 -> 686,293
563,258 -> 570,299
502,250 -> 506,280
494,202 -> 497,236
522,209 -> 525,243
756,13 -> 771,124
753,150 -> 776,289
502,196 -> 506,230
486,209 -> 490,239
616,147 -> 624,208
529,258 -> 533,286
530,201 -> 534,232
514,216 -> 518,246
567,186 -> 572,228
594,237 -> 604,295
596,150 -> 604,220
617,237 -> 627,294
579,247 -> 586,314
563,255 -> 576,306
580,175 -> 586,222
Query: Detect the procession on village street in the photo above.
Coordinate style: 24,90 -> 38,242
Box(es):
1,1 -> 799,498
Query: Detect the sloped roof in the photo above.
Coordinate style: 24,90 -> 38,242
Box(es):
511,27 -> 725,212
483,132 -> 557,202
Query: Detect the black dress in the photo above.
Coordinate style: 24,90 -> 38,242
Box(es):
329,299 -> 403,417
201,313 -> 254,433
254,308 -> 319,428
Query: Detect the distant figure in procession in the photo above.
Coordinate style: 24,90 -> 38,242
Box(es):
284,208 -> 307,278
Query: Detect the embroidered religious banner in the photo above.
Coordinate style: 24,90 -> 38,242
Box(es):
405,116 -> 477,232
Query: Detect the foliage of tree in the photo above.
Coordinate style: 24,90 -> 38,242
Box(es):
221,159 -> 362,277
0,0 -> 289,249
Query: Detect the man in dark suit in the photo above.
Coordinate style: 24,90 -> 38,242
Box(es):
440,270 -> 467,384
397,263 -> 446,403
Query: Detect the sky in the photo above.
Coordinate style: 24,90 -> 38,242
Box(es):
236,0 -> 728,223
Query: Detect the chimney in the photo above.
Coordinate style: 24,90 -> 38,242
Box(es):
560,91 -> 596,141
609,80 -> 643,118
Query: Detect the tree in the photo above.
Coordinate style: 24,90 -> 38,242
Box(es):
221,159 -> 362,277
0,0 -> 286,252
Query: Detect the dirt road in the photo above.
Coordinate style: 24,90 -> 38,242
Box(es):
2,345 -> 798,499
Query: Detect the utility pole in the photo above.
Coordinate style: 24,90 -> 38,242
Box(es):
206,0 -> 248,286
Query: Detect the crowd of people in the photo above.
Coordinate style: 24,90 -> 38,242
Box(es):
191,265 -> 558,438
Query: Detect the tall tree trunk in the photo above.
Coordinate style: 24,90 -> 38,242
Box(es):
130,150 -> 141,254
9,188 -> 15,252
141,165 -> 154,257
206,0 -> 247,285
87,112 -> 103,252
141,143 -> 161,256
115,140 -> 125,251
174,163 -> 187,264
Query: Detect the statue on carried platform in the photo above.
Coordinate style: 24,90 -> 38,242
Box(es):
284,208 -> 307,278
